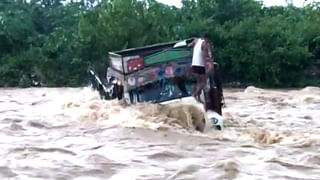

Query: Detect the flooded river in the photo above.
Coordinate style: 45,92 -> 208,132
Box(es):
1,86 -> 320,180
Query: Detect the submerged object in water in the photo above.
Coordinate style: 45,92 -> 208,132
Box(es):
206,110 -> 224,130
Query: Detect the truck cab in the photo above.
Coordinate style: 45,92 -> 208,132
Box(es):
89,38 -> 224,130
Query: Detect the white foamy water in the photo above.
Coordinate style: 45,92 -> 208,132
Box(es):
1,86 -> 320,180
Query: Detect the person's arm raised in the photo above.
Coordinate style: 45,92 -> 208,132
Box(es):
188,39 -> 197,48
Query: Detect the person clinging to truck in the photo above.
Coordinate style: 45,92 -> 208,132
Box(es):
188,33 -> 213,102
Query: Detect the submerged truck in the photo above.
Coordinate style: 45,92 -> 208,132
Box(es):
89,38 -> 224,129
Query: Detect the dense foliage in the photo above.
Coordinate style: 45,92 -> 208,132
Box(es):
0,0 -> 319,87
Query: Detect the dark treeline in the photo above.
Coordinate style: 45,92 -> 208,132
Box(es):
0,0 -> 319,87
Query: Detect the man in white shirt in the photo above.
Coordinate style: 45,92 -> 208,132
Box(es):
188,34 -> 213,102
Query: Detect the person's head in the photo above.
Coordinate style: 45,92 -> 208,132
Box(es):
201,33 -> 210,41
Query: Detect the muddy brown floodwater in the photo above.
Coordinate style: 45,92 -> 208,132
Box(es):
1,86 -> 320,180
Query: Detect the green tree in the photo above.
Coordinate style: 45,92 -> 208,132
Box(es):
0,0 -> 319,87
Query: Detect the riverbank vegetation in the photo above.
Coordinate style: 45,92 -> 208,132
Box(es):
1,0 -> 319,87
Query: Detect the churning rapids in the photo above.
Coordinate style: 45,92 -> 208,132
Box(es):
1,87 -> 320,180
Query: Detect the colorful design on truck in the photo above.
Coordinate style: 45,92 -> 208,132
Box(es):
165,65 -> 174,76
128,77 -> 136,86
125,61 -> 192,89
144,49 -> 192,66
147,73 -> 156,80
127,57 -> 144,73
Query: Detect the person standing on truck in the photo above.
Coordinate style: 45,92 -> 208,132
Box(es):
188,34 -> 213,102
